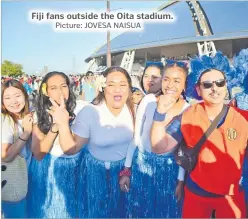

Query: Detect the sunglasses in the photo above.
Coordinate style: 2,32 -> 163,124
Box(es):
166,59 -> 188,68
200,79 -> 226,89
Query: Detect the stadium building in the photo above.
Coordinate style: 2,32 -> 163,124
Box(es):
85,1 -> 248,76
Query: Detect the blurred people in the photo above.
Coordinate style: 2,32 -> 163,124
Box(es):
132,87 -> 144,110
23,75 -> 33,96
81,71 -> 96,102
31,76 -> 39,97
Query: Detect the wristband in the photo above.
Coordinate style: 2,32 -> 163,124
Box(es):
153,108 -> 166,122
18,136 -> 28,142
119,168 -> 131,177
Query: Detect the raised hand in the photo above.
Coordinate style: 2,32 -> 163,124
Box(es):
157,94 -> 178,113
46,95 -> 69,126
22,113 -> 34,135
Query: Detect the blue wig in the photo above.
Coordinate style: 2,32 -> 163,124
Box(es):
233,48 -> 248,93
145,61 -> 164,68
186,52 -> 235,100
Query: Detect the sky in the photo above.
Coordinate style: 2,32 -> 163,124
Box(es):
2,1 -> 165,75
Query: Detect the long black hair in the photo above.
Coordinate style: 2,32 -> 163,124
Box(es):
92,66 -> 135,127
36,71 -> 76,134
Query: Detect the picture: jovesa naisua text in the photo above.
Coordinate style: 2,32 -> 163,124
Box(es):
55,21 -> 142,29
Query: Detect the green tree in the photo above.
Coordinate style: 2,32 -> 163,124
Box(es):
1,60 -> 25,77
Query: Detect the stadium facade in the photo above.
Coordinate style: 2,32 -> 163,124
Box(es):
85,1 -> 248,75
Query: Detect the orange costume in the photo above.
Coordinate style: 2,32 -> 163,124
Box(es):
181,103 -> 248,218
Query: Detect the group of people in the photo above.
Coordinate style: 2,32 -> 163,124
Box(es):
1,49 -> 248,219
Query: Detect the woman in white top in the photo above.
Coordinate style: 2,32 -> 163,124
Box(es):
48,67 -> 135,218
1,79 -> 33,218
27,71 -> 85,218
120,61 -> 189,218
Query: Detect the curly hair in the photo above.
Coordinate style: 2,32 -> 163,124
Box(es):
36,71 -> 76,134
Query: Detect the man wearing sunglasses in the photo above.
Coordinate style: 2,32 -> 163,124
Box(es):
150,52 -> 248,218
196,70 -> 227,106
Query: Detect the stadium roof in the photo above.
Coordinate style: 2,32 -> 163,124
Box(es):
86,1 -> 248,61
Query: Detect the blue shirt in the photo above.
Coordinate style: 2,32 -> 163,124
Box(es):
82,82 -> 95,102
23,82 -> 32,95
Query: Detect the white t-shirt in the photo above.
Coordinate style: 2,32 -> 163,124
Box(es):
71,101 -> 134,162
2,115 -> 31,166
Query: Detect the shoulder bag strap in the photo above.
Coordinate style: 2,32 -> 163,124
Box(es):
193,104 -> 228,154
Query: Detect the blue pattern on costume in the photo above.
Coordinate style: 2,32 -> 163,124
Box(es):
236,92 -> 248,110
2,198 -> 27,218
235,92 -> 248,203
27,152 -> 81,218
78,150 -> 128,218
243,153 -> 248,203
128,149 -> 182,218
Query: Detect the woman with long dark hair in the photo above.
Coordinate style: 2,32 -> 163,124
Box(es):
1,79 -> 33,218
120,61 -> 189,218
48,67 -> 135,218
27,71 -> 84,218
